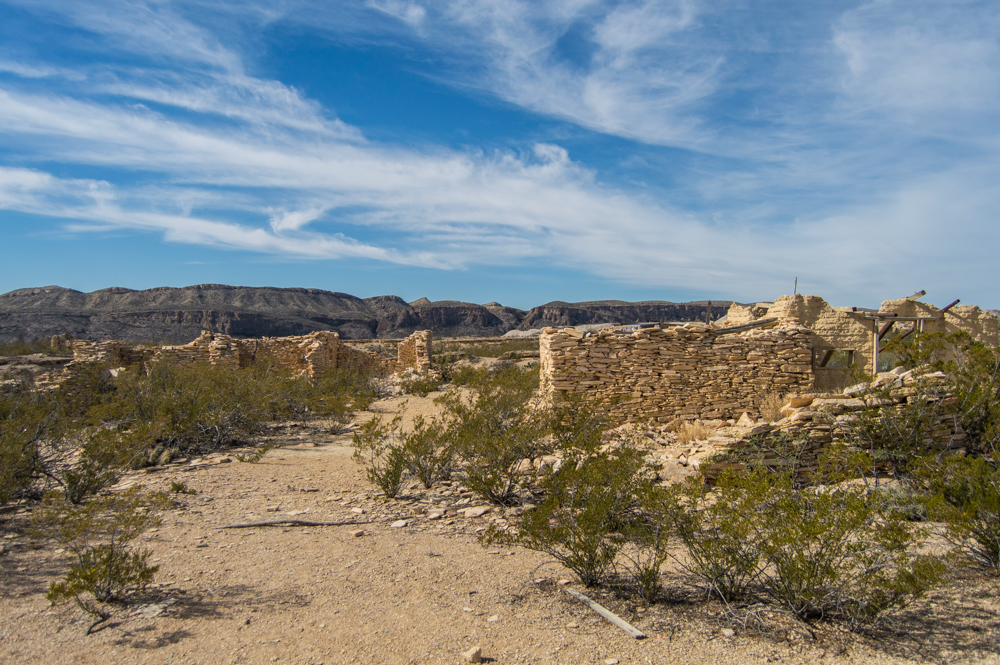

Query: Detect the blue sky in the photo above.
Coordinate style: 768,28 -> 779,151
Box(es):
0,0 -> 997,310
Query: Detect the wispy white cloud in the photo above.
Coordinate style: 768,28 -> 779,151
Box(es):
0,0 -> 998,306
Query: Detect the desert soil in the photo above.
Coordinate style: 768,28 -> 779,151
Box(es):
2,389 -> 999,665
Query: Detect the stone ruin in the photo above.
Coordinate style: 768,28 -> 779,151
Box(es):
540,321 -> 815,424
541,292 -> 998,426
61,329 -> 434,378
702,366 -> 966,483
727,293 -> 999,391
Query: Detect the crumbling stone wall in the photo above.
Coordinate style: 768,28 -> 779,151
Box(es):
540,323 -> 815,424
70,328 -> 434,378
397,330 -> 433,373
703,367 -> 965,483
726,294 -> 1000,391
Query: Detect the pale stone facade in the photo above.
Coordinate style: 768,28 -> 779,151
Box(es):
67,329 -> 434,378
539,323 -> 815,424
725,294 -> 999,390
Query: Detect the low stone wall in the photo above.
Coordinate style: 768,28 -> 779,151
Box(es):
397,330 -> 433,373
69,328 -> 434,378
703,367 -> 965,482
540,323 -> 815,424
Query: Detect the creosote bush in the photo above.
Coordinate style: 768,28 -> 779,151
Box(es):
677,465 -> 943,630
352,416 -> 408,498
436,363 -> 549,505
40,486 -> 170,629
486,442 -> 649,586
0,358 -> 387,507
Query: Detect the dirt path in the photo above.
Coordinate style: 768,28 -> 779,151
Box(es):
2,396 -> 999,664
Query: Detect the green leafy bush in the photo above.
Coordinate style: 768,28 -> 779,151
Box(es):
41,486 -> 169,628
436,363 -> 548,505
919,454 -> 1000,572
674,472 -> 768,602
400,375 -> 442,397
352,416 -> 407,498
678,468 -> 943,630
400,415 -> 451,488
487,444 -> 648,586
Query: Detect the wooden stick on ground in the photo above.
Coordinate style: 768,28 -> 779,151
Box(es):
564,588 -> 647,639
218,519 -> 370,529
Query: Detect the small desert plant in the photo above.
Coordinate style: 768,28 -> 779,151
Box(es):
41,486 -> 170,631
759,391 -> 786,422
676,421 -> 713,446
437,363 -> 549,505
235,442 -> 276,463
169,480 -> 196,494
487,445 -> 648,586
400,374 -> 442,397
352,417 -> 407,498
400,415 -> 452,488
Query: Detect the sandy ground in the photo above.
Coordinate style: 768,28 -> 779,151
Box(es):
2,390 -> 1000,665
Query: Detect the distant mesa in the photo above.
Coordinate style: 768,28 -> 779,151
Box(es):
0,284 -> 735,343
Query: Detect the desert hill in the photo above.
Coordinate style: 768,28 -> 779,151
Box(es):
0,284 -> 734,343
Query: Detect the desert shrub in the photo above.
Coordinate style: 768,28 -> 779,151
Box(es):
486,444 -> 648,586
676,421 -> 713,446
448,365 -> 480,386
837,378 -> 952,481
620,483 -> 681,603
705,431 -> 814,484
400,415 -> 451,488
918,453 -> 1000,572
352,416 -> 407,498
882,331 -> 1000,454
308,359 -> 389,419
437,363 -> 548,505
0,378 -> 49,505
759,391 -> 786,422
0,338 -> 57,356
400,374 -> 442,397
677,468 -> 943,630
41,486 -> 169,629
674,472 -> 768,602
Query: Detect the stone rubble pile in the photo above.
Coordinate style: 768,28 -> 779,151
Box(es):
703,366 -> 965,482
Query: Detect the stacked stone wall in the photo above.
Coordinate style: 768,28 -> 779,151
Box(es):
540,323 -> 815,424
397,330 -> 433,373
68,328 -> 434,378
704,368 -> 965,483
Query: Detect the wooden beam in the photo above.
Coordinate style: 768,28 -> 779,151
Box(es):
715,318 -> 778,335
878,320 -> 896,341
564,588 -> 647,639
905,289 -> 927,301
819,349 -> 835,368
879,326 -> 915,353
941,299 -> 960,314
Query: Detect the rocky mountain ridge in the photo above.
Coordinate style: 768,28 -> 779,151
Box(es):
0,285 -> 735,343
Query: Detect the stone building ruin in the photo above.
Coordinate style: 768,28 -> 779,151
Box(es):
541,292 -> 998,425
726,292 -> 998,390
64,329 -> 434,378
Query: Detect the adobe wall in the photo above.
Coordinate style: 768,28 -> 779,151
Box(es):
728,294 -> 1000,389
540,323 -> 815,424
70,329 -> 434,377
